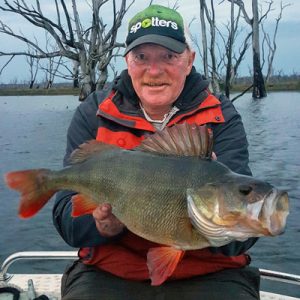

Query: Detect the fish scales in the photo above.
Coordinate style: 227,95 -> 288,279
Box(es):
51,148 -> 210,249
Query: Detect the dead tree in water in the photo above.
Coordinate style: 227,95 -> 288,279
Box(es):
197,0 -> 251,97
252,0 -> 266,98
262,2 -> 290,84
25,42 -> 40,89
231,0 -> 268,98
197,0 -> 220,93
0,0 -> 134,100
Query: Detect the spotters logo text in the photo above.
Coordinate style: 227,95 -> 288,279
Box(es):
130,17 -> 178,33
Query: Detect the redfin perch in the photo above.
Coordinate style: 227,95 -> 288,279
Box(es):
4,124 -> 289,285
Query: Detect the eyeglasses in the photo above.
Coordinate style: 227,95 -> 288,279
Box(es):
129,50 -> 184,67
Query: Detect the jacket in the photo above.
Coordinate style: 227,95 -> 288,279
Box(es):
53,67 -> 258,277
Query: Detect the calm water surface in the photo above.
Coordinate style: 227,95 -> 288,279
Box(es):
0,92 -> 299,296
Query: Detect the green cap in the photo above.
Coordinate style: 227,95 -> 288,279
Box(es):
124,5 -> 187,55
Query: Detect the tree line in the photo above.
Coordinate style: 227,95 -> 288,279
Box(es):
0,0 -> 290,100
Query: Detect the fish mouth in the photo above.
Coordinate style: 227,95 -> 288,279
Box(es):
258,188 -> 289,236
242,188 -> 289,236
187,188 -> 289,246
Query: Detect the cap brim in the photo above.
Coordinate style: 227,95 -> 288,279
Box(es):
124,34 -> 187,56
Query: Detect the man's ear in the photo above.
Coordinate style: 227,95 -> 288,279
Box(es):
125,54 -> 132,77
186,51 -> 196,75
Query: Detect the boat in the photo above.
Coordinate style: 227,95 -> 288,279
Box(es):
0,251 -> 299,299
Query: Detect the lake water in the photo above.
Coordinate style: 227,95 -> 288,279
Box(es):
0,92 -> 299,297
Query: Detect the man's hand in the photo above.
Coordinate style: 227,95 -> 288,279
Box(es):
92,203 -> 125,237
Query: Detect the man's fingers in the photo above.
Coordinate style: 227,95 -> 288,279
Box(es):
97,219 -> 111,231
95,218 -> 125,237
100,203 -> 111,213
93,203 -> 112,220
212,152 -> 217,160
93,203 -> 125,237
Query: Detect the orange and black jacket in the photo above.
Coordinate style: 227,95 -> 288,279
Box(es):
53,67 -> 257,275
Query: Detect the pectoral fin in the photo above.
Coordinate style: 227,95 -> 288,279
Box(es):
71,194 -> 98,217
147,247 -> 184,286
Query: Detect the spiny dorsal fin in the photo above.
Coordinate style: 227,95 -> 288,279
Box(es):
69,140 -> 118,164
138,123 -> 213,158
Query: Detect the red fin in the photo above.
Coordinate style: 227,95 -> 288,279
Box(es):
147,247 -> 185,286
4,169 -> 55,219
71,194 -> 98,217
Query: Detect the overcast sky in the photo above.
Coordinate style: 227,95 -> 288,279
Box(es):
0,0 -> 299,84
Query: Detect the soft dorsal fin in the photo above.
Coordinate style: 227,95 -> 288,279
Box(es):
69,140 -> 118,164
138,123 -> 213,158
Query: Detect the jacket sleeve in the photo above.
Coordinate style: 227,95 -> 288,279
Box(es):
209,94 -> 258,256
52,91 -> 126,248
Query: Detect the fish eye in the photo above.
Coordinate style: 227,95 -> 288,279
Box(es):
239,185 -> 253,196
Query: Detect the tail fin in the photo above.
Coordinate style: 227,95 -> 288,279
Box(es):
4,169 -> 56,219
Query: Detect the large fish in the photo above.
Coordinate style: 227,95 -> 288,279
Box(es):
4,124 -> 289,285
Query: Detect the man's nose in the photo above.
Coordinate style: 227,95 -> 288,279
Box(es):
146,59 -> 163,75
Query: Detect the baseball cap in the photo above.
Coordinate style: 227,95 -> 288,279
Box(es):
124,5 -> 187,55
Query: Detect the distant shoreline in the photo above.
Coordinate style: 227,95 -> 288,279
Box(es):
0,87 -> 81,97
0,80 -> 299,96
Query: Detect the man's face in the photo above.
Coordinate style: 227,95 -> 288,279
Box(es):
126,44 -> 195,113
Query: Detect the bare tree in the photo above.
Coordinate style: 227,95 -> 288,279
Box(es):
198,0 -> 220,93
222,1 -> 253,99
251,0 -> 267,98
231,0 -> 270,98
43,56 -> 63,89
199,0 -> 208,78
0,55 -> 15,78
72,60 -> 80,89
41,32 -> 64,89
197,0 -> 250,97
40,57 -> 80,87
262,2 -> 290,83
224,0 -> 235,97
206,0 -> 220,93
0,0 -> 135,100
26,49 -> 40,89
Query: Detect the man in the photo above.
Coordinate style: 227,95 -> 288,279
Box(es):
53,5 -> 260,300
